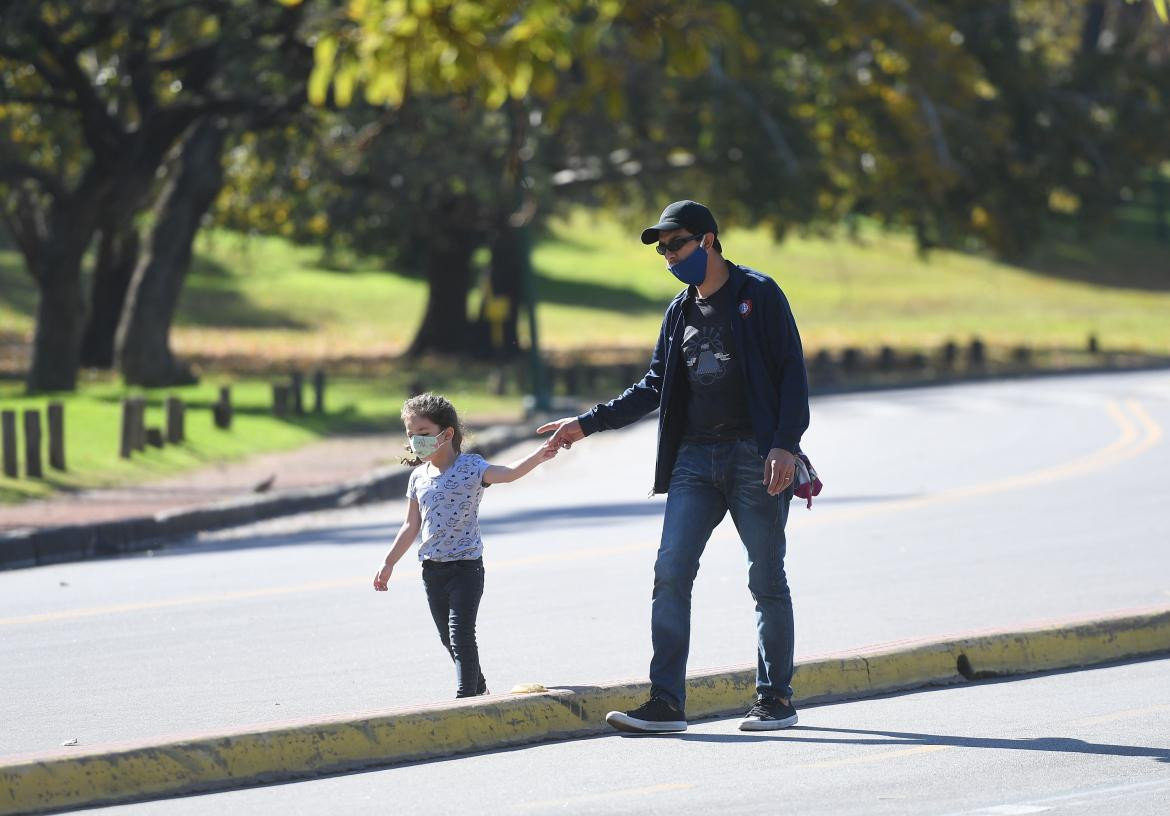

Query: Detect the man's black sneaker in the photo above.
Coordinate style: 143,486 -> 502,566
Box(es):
606,696 -> 687,733
738,694 -> 798,731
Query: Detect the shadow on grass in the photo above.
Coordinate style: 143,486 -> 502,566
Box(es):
177,256 -> 311,330
0,251 -> 37,318
1020,234 -> 1170,293
534,274 -> 666,314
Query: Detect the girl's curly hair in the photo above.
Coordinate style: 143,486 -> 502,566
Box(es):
400,392 -> 464,466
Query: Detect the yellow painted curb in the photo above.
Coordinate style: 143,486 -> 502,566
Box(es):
4,607 -> 1169,815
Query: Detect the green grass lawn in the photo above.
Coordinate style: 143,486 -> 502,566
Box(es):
0,371 -> 523,503
533,212 -> 1170,354
2,209 -> 1169,502
5,213 -> 1168,369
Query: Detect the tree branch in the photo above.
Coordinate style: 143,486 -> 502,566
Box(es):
31,20 -> 123,155
0,160 -> 69,200
708,57 -> 800,176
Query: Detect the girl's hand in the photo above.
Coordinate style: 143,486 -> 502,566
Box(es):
373,564 -> 393,591
538,444 -> 558,461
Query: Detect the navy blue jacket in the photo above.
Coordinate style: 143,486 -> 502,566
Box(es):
577,261 -> 810,494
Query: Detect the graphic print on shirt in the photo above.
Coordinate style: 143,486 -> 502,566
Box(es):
407,453 -> 489,561
683,325 -> 733,388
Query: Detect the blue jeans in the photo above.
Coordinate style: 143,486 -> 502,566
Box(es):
650,439 -> 794,711
422,558 -> 487,698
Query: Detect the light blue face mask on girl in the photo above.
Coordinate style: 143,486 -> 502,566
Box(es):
668,244 -> 708,286
408,431 -> 448,458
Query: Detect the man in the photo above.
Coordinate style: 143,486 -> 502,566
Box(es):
538,200 -> 810,733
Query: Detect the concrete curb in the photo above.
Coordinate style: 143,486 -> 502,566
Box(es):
4,606 -> 1168,815
0,424 -> 539,571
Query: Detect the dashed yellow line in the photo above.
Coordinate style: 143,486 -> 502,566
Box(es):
0,541 -> 659,628
3,399 -> 1163,628
805,398 -> 1161,524
1065,703 -> 1170,728
516,783 -> 695,811
797,743 -> 950,769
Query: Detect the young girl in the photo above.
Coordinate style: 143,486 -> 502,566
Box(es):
373,393 -> 557,698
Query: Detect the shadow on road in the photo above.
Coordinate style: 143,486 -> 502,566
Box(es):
145,499 -> 667,560
673,726 -> 1170,763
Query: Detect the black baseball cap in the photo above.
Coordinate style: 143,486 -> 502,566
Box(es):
641,200 -> 721,251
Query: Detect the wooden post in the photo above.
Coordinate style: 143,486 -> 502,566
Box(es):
1,410 -> 17,477
942,341 -> 958,369
1088,334 -> 1100,354
290,372 -> 304,415
272,384 -> 289,418
23,409 -> 42,478
120,399 -> 134,459
312,370 -> 326,414
214,386 -> 233,430
146,428 -> 165,448
47,401 -> 65,471
131,398 -> 147,452
968,338 -> 986,368
165,396 -> 185,443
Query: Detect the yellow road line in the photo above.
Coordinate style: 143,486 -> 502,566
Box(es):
5,399 -> 1163,627
0,540 -> 659,628
804,399 -> 1160,524
797,743 -> 949,768
515,782 -> 696,811
1065,703 -> 1170,728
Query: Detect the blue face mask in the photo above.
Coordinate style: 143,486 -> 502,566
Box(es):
668,244 -> 708,286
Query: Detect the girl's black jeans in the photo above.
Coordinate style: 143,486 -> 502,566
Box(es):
421,558 -> 487,697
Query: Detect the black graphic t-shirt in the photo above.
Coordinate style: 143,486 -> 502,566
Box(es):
681,281 -> 752,442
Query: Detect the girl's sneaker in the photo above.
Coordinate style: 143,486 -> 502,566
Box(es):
738,694 -> 798,730
605,696 -> 687,733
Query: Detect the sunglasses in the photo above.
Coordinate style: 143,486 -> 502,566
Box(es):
655,234 -> 703,255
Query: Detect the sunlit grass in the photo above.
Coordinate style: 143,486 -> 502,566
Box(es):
0,369 -> 523,503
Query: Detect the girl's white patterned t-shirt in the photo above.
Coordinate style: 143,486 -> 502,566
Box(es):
407,453 -> 490,562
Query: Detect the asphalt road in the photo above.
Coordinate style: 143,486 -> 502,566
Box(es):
3,370 -> 1169,759
82,657 -> 1170,816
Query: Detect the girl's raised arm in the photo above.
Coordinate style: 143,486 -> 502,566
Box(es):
482,443 -> 558,485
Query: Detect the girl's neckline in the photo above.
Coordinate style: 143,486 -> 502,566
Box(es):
425,451 -> 464,477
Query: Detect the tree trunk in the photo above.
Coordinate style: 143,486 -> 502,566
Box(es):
80,216 -> 140,369
481,219 -> 524,356
116,119 -> 228,386
1080,2 -> 1106,55
406,226 -> 481,356
26,224 -> 91,393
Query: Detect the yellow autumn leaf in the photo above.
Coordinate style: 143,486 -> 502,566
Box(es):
333,62 -> 358,107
